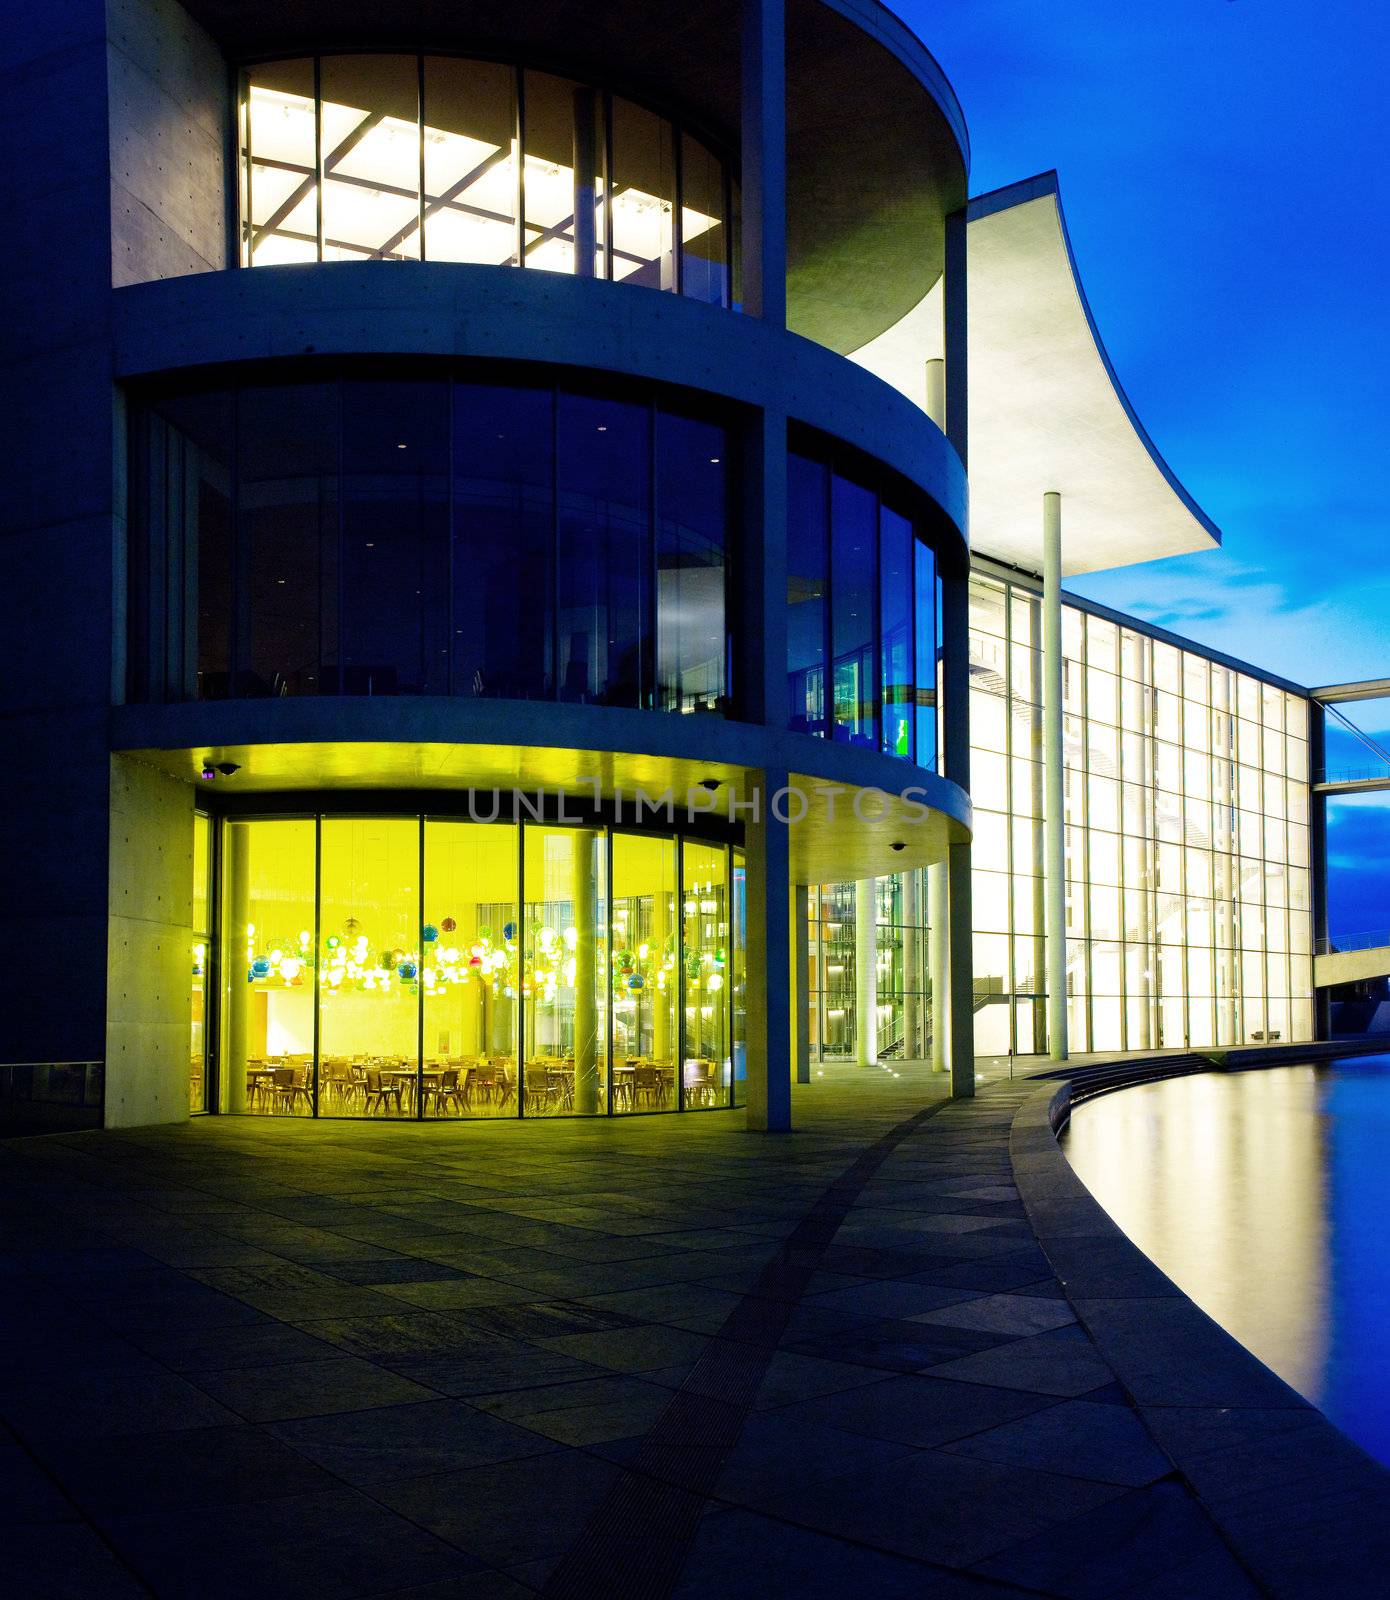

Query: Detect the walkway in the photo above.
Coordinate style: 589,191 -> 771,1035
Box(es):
2,1063 -> 1387,1598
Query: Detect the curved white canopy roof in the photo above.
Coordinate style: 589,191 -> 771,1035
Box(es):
965,172 -> 1220,577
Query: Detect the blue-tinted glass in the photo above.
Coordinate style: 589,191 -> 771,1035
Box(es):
453,383 -> 554,697
137,391 -> 233,703
915,539 -> 939,769
656,411 -> 728,711
557,392 -> 650,706
786,453 -> 827,735
680,132 -> 727,306
830,474 -> 876,747
236,384 -> 338,698
880,504 -> 914,760
341,381 -> 449,695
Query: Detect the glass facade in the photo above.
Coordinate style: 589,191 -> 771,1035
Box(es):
214,813 -> 738,1118
785,448 -> 940,767
966,574 -> 1314,1054
806,876 -> 936,1062
128,374 -> 733,712
240,55 -> 731,305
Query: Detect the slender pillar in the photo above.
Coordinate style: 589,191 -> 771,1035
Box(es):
928,863 -> 949,1071
855,878 -> 877,1065
794,884 -> 811,1082
1310,702 -> 1331,1039
224,822 -> 250,1114
925,358 -> 946,432
1043,490 -> 1068,1062
652,878 -> 672,1064
571,88 -> 598,278
740,0 -> 786,326
572,830 -> 600,1113
745,768 -> 792,1129
947,842 -> 975,1097
902,869 -> 921,1059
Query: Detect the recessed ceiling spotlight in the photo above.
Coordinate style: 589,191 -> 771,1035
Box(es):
890,840 -> 906,852
214,762 -> 241,777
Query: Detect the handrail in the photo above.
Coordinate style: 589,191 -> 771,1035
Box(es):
1317,932 -> 1390,956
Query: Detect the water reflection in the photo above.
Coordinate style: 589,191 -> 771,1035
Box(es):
1064,1061 -> 1390,1466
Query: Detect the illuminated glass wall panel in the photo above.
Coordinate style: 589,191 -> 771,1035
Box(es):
190,812 -> 211,1113
683,841 -> 731,1106
966,573 -> 1314,1053
240,55 -> 731,302
611,833 -> 678,1112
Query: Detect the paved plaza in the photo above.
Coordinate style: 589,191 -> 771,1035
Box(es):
0,1067 -> 1366,1599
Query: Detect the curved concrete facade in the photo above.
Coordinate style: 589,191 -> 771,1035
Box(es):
0,0 -> 982,1133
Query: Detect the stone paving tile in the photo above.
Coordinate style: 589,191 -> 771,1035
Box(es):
189,1355 -> 439,1422
925,1326 -> 1117,1397
267,1398 -> 559,1485
0,1440 -> 82,1525
469,1374 -> 675,1446
914,1289 -> 1079,1337
939,1397 -> 1170,1486
972,1477 -> 1260,1598
29,1421 -> 341,1519
6,1521 -> 152,1597
755,1447 -> 1130,1569
0,1367 -> 240,1442
672,1505 -> 1039,1599
749,1350 -> 896,1410
103,1485 -> 483,1600
773,1371 -> 1060,1449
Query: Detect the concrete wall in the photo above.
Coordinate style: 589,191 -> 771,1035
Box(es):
105,754 -> 194,1125
107,0 -> 228,286
0,0 -> 118,1070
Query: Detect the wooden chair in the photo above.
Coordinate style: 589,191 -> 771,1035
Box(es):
271,1065 -> 312,1115
525,1063 -> 560,1115
685,1058 -> 717,1108
362,1068 -> 404,1116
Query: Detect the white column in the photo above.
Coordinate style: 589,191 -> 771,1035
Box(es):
928,861 -> 949,1072
1043,490 -> 1069,1062
925,358 -> 946,431
947,842 -> 975,1097
855,878 -> 877,1065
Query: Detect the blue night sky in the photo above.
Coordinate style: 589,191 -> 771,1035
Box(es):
900,0 -> 1390,938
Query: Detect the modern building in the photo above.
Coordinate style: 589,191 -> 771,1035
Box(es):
0,0 -> 1331,1135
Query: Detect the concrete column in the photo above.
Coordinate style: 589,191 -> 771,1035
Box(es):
745,769 -> 792,1130
855,878 -> 877,1065
1043,490 -> 1069,1062
571,88 -> 598,278
794,883 -> 811,1082
572,830 -> 601,1113
940,571 -> 971,790
942,207 -> 969,466
902,869 -> 921,1059
925,359 -> 946,432
1310,702 -> 1331,1039
740,0 -> 786,326
947,842 -> 975,1097
929,861 -> 949,1072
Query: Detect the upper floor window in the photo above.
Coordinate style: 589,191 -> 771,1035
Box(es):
240,55 -> 734,305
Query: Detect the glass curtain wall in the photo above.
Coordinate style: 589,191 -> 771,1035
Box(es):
130,376 -> 732,714
785,447 -> 940,768
805,874 -> 935,1062
967,573 -> 1314,1053
218,814 -> 737,1117
240,54 -> 731,304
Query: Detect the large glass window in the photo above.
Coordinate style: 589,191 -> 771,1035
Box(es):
523,827 -> 608,1115
241,55 -> 731,304
213,813 -> 736,1119
221,819 -> 317,1116
785,447 -> 942,764
656,411 -> 730,712
422,821 -> 518,1117
130,374 -> 733,714
959,575 -> 1315,1054
319,818 -> 420,1118
611,834 -> 678,1112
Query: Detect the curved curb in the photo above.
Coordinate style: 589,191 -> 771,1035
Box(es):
1010,1075 -> 1390,1599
